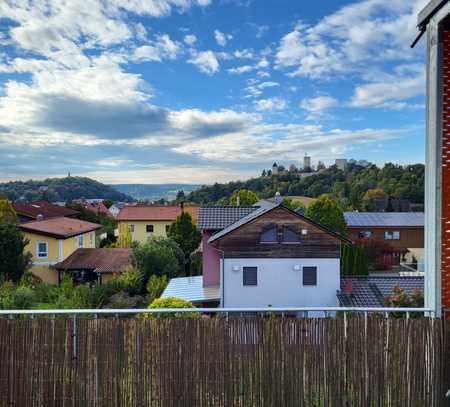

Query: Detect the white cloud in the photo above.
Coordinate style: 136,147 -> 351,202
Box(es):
228,65 -> 253,74
275,0 -> 427,78
254,98 -> 287,111
188,50 -> 219,75
300,96 -> 338,112
133,34 -> 181,62
214,30 -> 233,46
350,69 -> 425,109
184,34 -> 197,45
233,49 -> 255,59
244,81 -> 279,98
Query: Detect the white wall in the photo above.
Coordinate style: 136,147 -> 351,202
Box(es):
222,258 -> 340,308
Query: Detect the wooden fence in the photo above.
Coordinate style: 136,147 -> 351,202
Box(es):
0,316 -> 449,406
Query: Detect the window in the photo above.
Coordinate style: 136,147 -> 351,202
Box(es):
358,230 -> 372,238
78,235 -> 84,248
37,241 -> 48,258
166,224 -> 170,234
260,226 -> 277,243
129,224 -> 135,232
282,226 -> 300,243
146,224 -> 154,233
243,267 -> 257,286
385,231 -> 400,240
303,267 -> 317,286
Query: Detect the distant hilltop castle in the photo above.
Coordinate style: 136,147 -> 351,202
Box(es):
263,158 -> 370,177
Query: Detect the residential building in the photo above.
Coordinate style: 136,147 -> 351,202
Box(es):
163,200 -> 349,308
19,217 -> 102,284
344,212 -> 424,267
335,159 -> 347,171
109,203 -> 125,218
116,205 -> 198,243
82,200 -> 112,218
12,200 -> 79,223
55,248 -> 131,284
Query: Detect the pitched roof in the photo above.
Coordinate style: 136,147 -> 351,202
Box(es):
208,202 -> 351,244
13,200 -> 79,221
337,276 -> 424,307
344,212 -> 424,228
117,205 -> 198,221
161,276 -> 220,303
19,217 -> 102,239
55,248 -> 132,273
197,206 -> 257,230
84,201 -> 111,217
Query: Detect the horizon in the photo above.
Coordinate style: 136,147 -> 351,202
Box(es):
0,0 -> 427,184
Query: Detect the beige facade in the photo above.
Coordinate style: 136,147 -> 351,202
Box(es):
24,230 -> 96,284
117,220 -> 171,243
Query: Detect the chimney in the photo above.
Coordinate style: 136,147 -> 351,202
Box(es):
344,279 -> 353,295
236,196 -> 240,206
274,191 -> 282,205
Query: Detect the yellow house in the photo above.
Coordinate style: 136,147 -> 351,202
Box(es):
20,217 -> 102,284
117,205 -> 199,244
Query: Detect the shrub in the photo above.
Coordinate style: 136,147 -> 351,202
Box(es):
146,275 -> 168,304
145,296 -> 199,318
114,266 -> 144,295
0,284 -> 34,309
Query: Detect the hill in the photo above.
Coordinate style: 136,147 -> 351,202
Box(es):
112,184 -> 201,201
186,162 -> 425,210
0,176 -> 132,202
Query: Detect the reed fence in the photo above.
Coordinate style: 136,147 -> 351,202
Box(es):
0,315 -> 449,406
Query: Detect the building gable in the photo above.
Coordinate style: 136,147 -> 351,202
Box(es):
211,206 -> 343,258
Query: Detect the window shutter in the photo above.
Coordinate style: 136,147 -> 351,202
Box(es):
303,267 -> 317,286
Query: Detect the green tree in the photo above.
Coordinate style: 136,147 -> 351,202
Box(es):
103,199 -> 113,208
282,197 -> 306,214
229,189 -> 259,206
132,237 -> 184,281
167,212 -> 201,274
305,195 -> 347,235
362,188 -> 388,211
0,200 -> 18,224
0,223 -> 32,283
146,275 -> 168,304
116,223 -> 132,248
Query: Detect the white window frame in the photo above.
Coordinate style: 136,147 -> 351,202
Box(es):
384,230 -> 400,240
359,230 -> 373,238
78,235 -> 84,248
36,241 -> 48,258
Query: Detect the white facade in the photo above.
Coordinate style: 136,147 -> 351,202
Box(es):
221,258 -> 340,308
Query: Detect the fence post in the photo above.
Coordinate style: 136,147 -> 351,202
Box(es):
72,314 -> 77,360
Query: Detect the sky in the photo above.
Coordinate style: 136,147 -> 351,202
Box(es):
0,0 -> 428,185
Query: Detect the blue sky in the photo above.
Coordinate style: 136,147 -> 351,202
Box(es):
0,0 -> 427,184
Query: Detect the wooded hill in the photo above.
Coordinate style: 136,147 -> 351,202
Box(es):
186,162 -> 424,210
0,176 -> 132,202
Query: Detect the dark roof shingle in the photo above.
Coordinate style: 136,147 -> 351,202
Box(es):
197,206 -> 257,230
337,276 -> 424,307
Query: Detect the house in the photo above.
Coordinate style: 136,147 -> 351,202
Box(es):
116,204 -> 198,243
19,217 -> 102,284
109,202 -> 126,218
344,212 -> 424,266
337,276 -> 424,307
162,200 -> 349,308
12,200 -> 79,223
55,248 -> 132,284
82,201 -> 112,218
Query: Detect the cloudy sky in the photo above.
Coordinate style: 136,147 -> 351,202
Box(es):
0,0 -> 427,184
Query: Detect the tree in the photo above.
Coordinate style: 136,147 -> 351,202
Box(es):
0,200 -> 17,224
176,190 -> 185,201
0,223 -> 32,283
229,189 -> 259,206
305,195 -> 347,235
362,188 -> 388,211
103,199 -> 113,209
132,237 -> 184,281
282,198 -> 306,214
146,275 -> 168,304
116,223 -> 132,248
167,212 -> 201,275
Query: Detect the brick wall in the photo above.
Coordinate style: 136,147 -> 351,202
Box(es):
442,22 -> 450,309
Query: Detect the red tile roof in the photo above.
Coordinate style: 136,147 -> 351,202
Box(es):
84,201 -> 112,217
117,205 -> 198,221
55,248 -> 132,273
13,201 -> 79,221
19,217 -> 102,239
